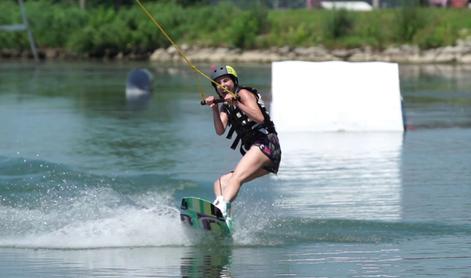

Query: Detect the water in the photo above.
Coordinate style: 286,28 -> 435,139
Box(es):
1,61 -> 470,277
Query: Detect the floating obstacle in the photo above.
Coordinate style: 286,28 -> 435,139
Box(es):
126,68 -> 154,100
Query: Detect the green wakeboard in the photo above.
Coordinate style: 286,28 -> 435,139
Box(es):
180,197 -> 232,236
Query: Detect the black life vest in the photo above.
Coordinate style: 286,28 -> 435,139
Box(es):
221,86 -> 276,155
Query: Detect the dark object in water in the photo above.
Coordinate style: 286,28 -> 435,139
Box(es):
126,68 -> 153,100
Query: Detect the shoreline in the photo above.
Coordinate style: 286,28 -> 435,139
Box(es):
2,40 -> 471,64
149,41 -> 471,64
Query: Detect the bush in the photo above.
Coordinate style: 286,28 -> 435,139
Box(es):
394,6 -> 426,43
27,1 -> 87,48
263,10 -> 324,47
354,10 -> 393,49
225,10 -> 261,48
0,1 -> 36,49
412,13 -> 458,49
324,9 -> 355,40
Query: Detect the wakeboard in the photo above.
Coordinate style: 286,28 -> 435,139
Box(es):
180,197 -> 232,236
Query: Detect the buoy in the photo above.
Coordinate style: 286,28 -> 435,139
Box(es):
126,68 -> 153,100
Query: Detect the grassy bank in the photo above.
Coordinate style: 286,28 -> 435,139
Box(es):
1,1 -> 471,58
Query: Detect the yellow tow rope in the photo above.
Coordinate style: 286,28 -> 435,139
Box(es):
135,0 -> 237,99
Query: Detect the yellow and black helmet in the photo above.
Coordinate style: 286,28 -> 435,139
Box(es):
210,65 -> 239,87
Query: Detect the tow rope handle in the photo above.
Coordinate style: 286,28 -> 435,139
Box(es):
200,96 -> 241,106
201,99 -> 224,105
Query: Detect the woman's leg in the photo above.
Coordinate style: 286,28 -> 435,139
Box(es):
213,167 -> 267,197
214,172 -> 232,197
215,146 -> 272,202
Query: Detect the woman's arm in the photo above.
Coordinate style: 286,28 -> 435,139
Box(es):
205,96 -> 228,135
227,89 -> 265,124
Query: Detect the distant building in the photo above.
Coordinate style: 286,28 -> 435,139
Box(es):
208,0 -> 470,9
428,0 -> 470,7
320,1 -> 373,11
429,0 -> 448,6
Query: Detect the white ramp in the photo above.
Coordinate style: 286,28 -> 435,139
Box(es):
271,61 -> 404,132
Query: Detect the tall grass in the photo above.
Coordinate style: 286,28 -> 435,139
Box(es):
325,9 -> 354,40
395,6 -> 426,43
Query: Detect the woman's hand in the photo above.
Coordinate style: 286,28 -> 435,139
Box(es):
224,93 -> 237,106
204,96 -> 217,108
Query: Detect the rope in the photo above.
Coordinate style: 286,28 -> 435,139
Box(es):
135,0 -> 237,99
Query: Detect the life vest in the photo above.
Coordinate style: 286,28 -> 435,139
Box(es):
221,86 -> 276,155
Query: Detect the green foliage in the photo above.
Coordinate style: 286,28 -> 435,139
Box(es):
324,9 -> 354,40
29,2 -> 88,48
413,19 -> 452,49
354,10 -> 393,49
177,2 -> 240,46
68,8 -> 125,56
0,1 -> 34,49
1,1 -> 471,57
225,8 -> 266,48
66,2 -> 188,55
263,10 -> 323,47
394,6 -> 426,43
